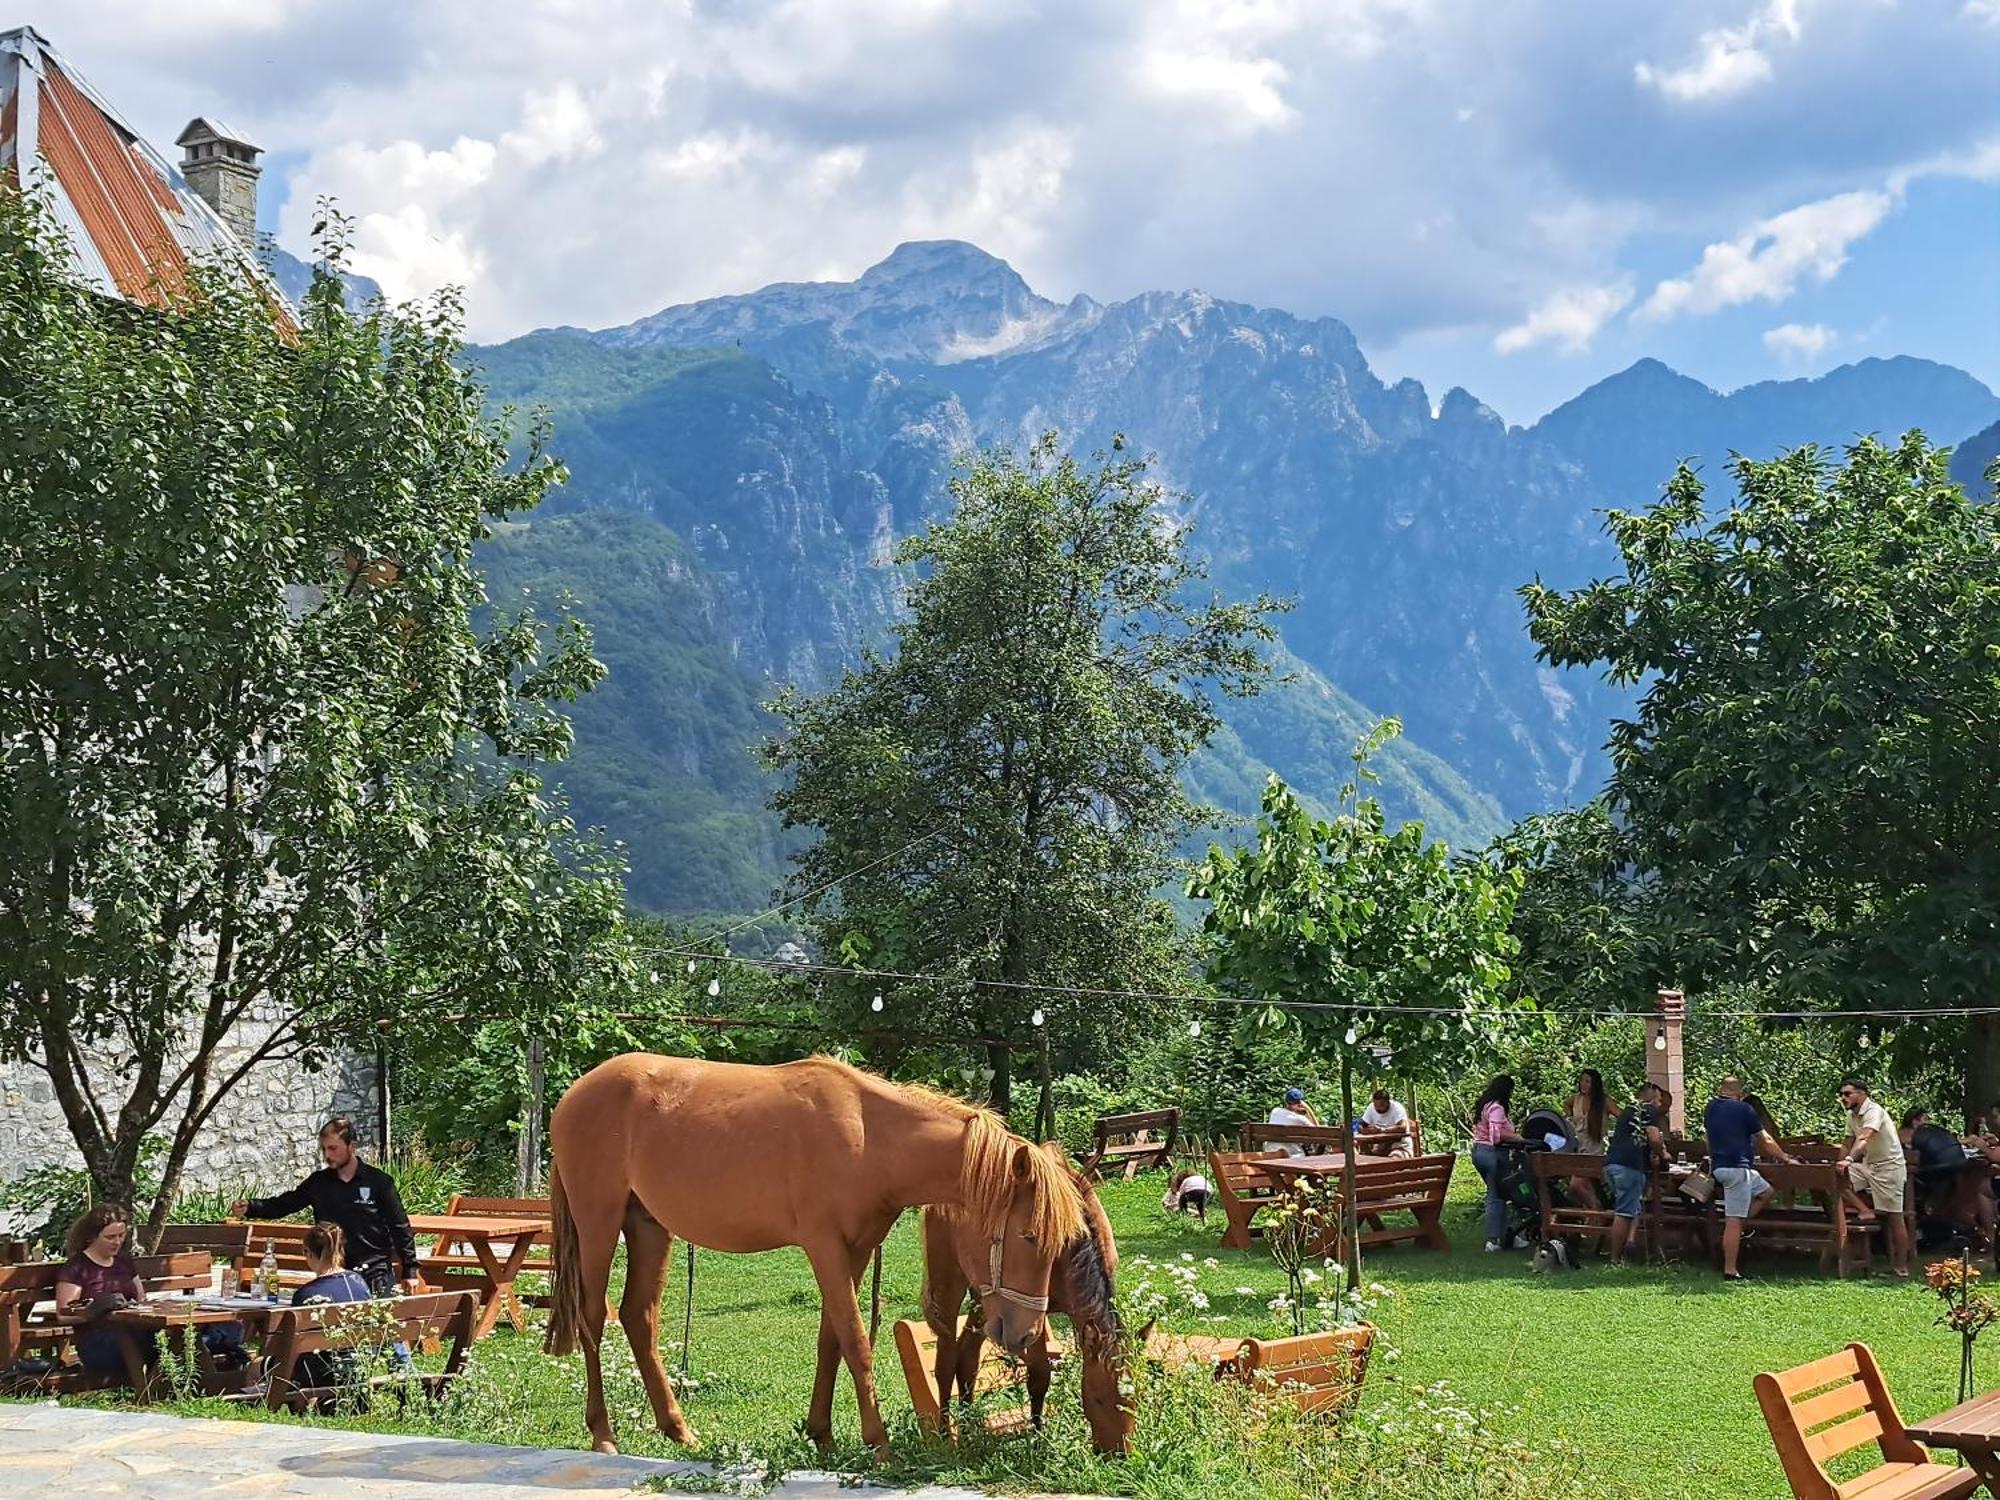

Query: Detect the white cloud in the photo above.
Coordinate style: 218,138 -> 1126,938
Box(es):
1966,0 -> 2000,26
501,85 -> 603,167
1640,188 -> 1892,320
1141,49 -> 1296,133
1762,321 -> 1836,365
1493,280 -> 1634,354
1635,0 -> 1803,102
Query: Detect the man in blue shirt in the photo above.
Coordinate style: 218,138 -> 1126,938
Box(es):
1704,1076 -> 1795,1281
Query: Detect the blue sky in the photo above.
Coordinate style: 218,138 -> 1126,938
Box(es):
53,0 -> 2000,425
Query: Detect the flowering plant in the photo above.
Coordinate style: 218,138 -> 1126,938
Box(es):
1925,1254 -> 1999,1402
1267,1181 -> 1340,1336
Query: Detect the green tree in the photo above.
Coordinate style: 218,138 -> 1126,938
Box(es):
764,435 -> 1279,1113
0,200 -> 626,1232
1483,801 -> 1658,1011
1187,723 -> 1527,1284
1522,436 -> 2000,1110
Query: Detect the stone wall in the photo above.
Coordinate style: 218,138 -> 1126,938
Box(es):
0,1004 -> 379,1232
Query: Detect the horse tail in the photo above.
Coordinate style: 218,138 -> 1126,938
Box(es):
542,1161 -> 585,1357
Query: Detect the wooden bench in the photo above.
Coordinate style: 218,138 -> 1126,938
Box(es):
1240,1122 -> 1351,1155
255,1289 -> 476,1413
891,1316 -> 1066,1438
1740,1162 -> 1881,1278
155,1222 -> 252,1264
1756,1342 -> 1979,1500
1080,1109 -> 1181,1179
1531,1150 -> 1616,1247
232,1222 -> 320,1289
1231,1326 -> 1375,1416
418,1194 -> 553,1314
1349,1153 -> 1454,1252
1210,1149 -> 1289,1250
0,1251 -> 213,1394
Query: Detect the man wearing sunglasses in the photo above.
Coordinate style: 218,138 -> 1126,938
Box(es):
1837,1078 -> 1911,1277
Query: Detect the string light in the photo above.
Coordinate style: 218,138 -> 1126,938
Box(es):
1653,1024 -> 1668,1052
648,971 -> 658,985
1344,1026 -> 1358,1046
871,994 -> 884,1013
685,959 -> 697,975
1188,1020 -> 1202,1038
1031,1008 -> 1045,1028
707,978 -> 720,998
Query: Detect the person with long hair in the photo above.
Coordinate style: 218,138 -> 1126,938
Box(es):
1565,1069 -> 1612,1208
53,1203 -> 152,1380
1470,1074 -> 1527,1252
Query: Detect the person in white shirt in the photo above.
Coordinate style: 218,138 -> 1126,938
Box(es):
1267,1088 -> 1319,1156
1357,1088 -> 1415,1158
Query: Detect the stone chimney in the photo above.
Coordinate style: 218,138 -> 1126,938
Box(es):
1647,988 -> 1688,1134
175,118 -> 262,248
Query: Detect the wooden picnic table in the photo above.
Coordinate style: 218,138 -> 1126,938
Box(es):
1905,1389 -> 2000,1491
408,1213 -> 550,1341
1256,1153 -> 1350,1184
105,1295 -> 277,1401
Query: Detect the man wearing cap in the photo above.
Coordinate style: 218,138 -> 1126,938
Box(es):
1268,1088 -> 1319,1157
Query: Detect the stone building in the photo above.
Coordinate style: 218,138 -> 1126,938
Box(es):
0,27 -> 381,1220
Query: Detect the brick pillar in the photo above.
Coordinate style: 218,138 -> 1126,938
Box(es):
1647,989 -> 1687,1133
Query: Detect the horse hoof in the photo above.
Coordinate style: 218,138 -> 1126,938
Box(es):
592,1439 -> 619,1456
871,1443 -> 894,1466
668,1424 -> 699,1448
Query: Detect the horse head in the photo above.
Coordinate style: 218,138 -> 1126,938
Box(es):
959,1122 -> 1086,1354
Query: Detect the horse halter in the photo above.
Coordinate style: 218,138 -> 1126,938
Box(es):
975,1232 -> 1050,1313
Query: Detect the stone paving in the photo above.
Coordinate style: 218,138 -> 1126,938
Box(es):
0,1403 -> 998,1498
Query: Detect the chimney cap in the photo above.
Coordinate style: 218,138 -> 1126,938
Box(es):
175,117 -> 261,155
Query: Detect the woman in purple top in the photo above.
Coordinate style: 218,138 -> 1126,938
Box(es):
53,1203 -> 152,1377
1470,1074 -> 1528,1252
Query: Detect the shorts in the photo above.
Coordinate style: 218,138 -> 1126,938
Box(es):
1604,1162 -> 1646,1218
1712,1166 -> 1770,1219
1848,1158 -> 1908,1216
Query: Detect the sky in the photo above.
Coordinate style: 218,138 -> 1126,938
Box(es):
48,0 -> 2000,425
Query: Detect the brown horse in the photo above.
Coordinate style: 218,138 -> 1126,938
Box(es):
921,1163 -> 1134,1454
543,1053 -> 1085,1457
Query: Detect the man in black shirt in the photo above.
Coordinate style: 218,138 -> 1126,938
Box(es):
232,1117 -> 421,1296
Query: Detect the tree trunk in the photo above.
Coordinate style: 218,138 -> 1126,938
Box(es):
1968,1012 -> 2000,1126
988,1039 -> 1014,1121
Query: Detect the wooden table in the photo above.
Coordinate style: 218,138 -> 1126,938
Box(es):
409,1214 -> 550,1341
1257,1153 -> 1350,1184
106,1296 -> 277,1401
1906,1389 -> 2000,1489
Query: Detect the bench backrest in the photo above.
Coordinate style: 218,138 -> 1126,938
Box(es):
1209,1150 -> 1287,1203
1351,1152 -> 1455,1205
0,1251 -> 208,1302
1234,1325 -> 1374,1416
1754,1343 -> 1929,1500
155,1223 -> 252,1261
233,1222 -> 319,1278
1529,1151 -> 1605,1182
1239,1121 -> 1351,1155
892,1317 -> 1029,1433
1093,1108 -> 1179,1143
130,1251 -> 213,1295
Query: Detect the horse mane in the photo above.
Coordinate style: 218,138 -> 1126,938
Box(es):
887,1075 -> 1085,1246
1059,1191 -> 1123,1354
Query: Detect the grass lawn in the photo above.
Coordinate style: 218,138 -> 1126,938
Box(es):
25,1172 -> 1981,1497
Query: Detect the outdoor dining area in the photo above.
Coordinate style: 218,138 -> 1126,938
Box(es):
0,1191 -> 554,1408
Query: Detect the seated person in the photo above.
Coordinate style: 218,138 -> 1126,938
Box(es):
1162,1167 -> 1211,1219
54,1204 -> 151,1380
1357,1088 -> 1416,1158
1267,1088 -> 1319,1157
1902,1107 -> 1980,1245
287,1222 -> 376,1403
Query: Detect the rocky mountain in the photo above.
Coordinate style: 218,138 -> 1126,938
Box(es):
264,244 -> 384,314
467,241 -> 2000,915
1533,355 -> 2000,508
1952,418 -> 2000,498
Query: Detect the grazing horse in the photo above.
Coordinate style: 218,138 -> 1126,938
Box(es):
922,1162 -> 1134,1454
543,1053 -> 1085,1457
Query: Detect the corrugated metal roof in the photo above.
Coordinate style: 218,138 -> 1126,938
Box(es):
0,25 -> 292,320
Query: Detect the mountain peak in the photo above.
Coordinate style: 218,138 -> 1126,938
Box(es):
858,240 -> 1024,290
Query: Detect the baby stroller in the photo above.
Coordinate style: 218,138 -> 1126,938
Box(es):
1489,1108 -> 1570,1251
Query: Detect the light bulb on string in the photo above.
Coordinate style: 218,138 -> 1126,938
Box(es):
1188,1020 -> 1202,1038
1344,1026 -> 1358,1047
685,959 -> 697,975
648,971 -> 658,986
1031,1008 -> 1045,1028
1653,1024 -> 1667,1052
871,994 -> 884,1013
706,977 -> 720,998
